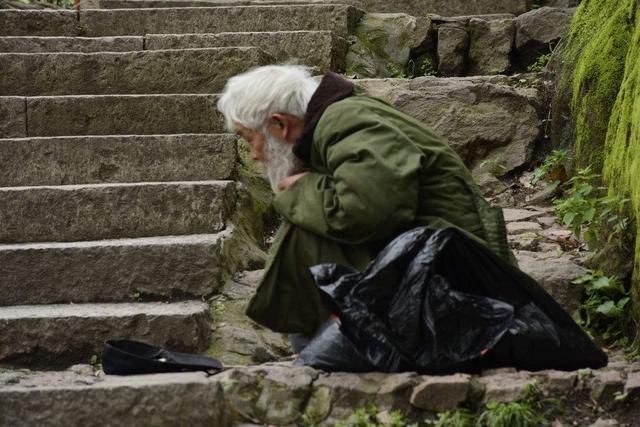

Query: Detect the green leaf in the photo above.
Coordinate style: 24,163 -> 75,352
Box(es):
596,301 -> 617,316
563,212 -> 577,226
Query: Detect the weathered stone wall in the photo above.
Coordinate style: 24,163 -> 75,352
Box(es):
553,0 -> 640,339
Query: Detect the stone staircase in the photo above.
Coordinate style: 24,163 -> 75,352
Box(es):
3,1 -> 634,426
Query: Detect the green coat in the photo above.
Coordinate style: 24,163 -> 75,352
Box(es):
246,91 -> 514,335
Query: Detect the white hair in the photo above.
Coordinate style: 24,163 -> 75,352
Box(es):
265,133 -> 304,193
217,65 -> 320,132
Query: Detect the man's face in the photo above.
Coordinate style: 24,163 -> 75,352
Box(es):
235,122 -> 302,193
235,124 -> 268,164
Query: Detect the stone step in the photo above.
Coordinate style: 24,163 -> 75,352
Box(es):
0,233 -> 232,306
0,31 -> 346,72
0,47 -> 271,96
0,301 -> 211,368
0,35 -> 144,53
0,180 -> 236,243
0,371 -> 232,427
145,31 -> 347,73
94,0 -> 529,17
0,94 -> 223,139
0,5 -> 361,37
0,134 -> 237,186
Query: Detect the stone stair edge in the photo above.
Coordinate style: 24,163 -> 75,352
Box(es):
0,179 -> 236,191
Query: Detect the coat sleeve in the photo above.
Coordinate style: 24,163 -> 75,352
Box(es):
272,102 -> 423,245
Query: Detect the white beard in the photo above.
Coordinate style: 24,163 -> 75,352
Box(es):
265,133 -> 303,193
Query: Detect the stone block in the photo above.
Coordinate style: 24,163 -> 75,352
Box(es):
213,365 -> 317,425
145,31 -> 348,73
468,18 -> 515,75
0,47 -> 272,96
0,301 -> 211,368
345,13 -> 431,78
0,372 -> 231,427
507,221 -> 543,234
0,134 -> 237,186
515,251 -> 585,314
590,370 -> 624,409
503,208 -> 544,222
437,25 -> 469,76
515,7 -> 574,67
0,96 -> 26,138
624,371 -> 640,397
0,10 -> 79,36
0,36 -> 143,53
79,5 -> 361,37
357,76 -> 540,174
96,0 -> 529,16
0,181 -> 236,243
409,374 -> 471,411
0,233 -> 231,306
305,372 -> 418,422
26,94 -> 223,137
480,372 -> 537,404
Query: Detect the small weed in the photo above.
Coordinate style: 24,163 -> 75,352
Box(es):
527,53 -> 552,72
426,409 -> 475,427
573,270 -> 631,347
210,300 -> 226,319
387,63 -> 410,79
552,166 -> 632,250
89,354 -> 102,371
530,149 -> 569,185
476,401 -> 548,427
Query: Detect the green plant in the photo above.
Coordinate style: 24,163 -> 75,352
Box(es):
89,354 -> 102,371
553,166 -> 632,250
387,63 -> 410,79
475,401 -> 548,427
573,270 -> 631,346
334,407 -> 417,427
427,409 -> 475,427
530,149 -> 569,185
527,52 -> 552,73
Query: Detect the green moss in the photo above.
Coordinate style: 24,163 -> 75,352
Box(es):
565,0 -> 635,172
559,0 -> 640,343
603,4 -> 640,335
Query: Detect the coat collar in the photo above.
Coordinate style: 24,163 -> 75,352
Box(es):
293,73 -> 355,163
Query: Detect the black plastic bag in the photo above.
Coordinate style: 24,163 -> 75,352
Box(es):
297,227 -> 607,374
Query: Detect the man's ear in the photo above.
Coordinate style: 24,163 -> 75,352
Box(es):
268,113 -> 293,141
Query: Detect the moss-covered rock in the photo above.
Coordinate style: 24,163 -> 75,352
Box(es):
554,0 -> 640,341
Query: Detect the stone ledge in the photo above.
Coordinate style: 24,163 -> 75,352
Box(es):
0,180 -> 236,243
0,134 -> 237,186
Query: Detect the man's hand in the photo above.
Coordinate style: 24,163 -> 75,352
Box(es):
278,172 -> 308,191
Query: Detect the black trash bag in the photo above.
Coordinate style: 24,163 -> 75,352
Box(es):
299,227 -> 607,374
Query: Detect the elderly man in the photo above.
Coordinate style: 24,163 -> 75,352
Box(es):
217,65 -> 514,344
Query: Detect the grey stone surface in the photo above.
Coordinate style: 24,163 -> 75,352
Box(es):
503,208 -> 544,222
26,94 -> 223,137
537,370 -> 578,394
508,231 -> 541,251
410,374 -> 470,411
590,370 -> 624,408
515,250 -> 585,314
480,372 -> 537,404
0,301 -> 211,368
0,47 -> 271,96
96,0 -> 529,17
357,77 -> 540,174
214,365 -> 317,425
345,13 -> 431,78
0,36 -> 143,53
145,31 -> 348,73
0,10 -> 79,36
624,371 -> 640,397
589,419 -> 620,427
79,5 -> 362,37
209,270 -> 291,365
507,221 -> 543,234
515,7 -> 574,67
305,372 -> 418,422
0,134 -> 237,186
0,181 -> 236,243
437,25 -> 469,76
468,18 -> 515,75
0,372 -> 232,427
0,233 -> 231,306
0,96 -> 26,138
